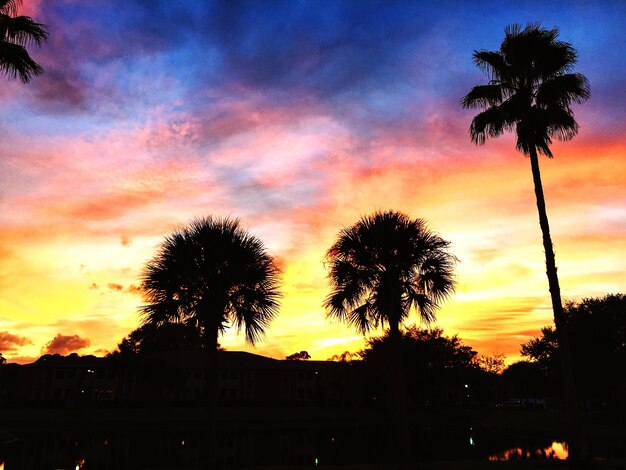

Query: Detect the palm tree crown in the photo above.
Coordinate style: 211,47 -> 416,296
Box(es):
140,216 -> 281,346
324,210 -> 456,336
1,0 -> 48,83
461,23 -> 589,157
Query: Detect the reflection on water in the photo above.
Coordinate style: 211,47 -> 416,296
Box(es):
489,441 -> 568,461
2,423 -> 623,468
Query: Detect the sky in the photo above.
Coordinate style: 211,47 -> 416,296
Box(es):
1,0 -> 624,364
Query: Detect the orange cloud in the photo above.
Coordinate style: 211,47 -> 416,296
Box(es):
42,334 -> 90,355
0,331 -> 33,352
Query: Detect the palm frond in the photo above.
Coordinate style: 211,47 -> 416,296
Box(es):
536,73 -> 590,107
461,84 -> 504,109
472,50 -> 507,80
468,107 -> 508,144
405,290 -> 436,325
3,15 -> 48,46
0,41 -> 42,82
347,301 -> 375,335
0,0 -> 20,15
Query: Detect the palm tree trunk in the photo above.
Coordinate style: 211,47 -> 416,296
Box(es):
388,320 -> 411,461
528,146 -> 585,466
202,325 -> 219,467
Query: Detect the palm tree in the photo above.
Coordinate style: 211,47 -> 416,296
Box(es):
324,210 -> 456,460
140,215 -> 280,363
140,216 -> 281,462
461,23 -> 590,464
0,0 -> 48,83
324,210 -> 456,338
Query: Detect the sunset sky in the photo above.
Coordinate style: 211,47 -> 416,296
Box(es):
1,0 -> 624,364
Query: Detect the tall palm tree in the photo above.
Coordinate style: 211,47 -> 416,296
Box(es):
140,216 -> 281,463
324,210 -> 456,338
0,0 -> 48,83
461,23 -> 590,464
324,210 -> 456,460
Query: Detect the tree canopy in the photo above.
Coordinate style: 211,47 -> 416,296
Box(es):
285,350 -> 311,361
360,326 -> 477,370
521,294 -> 626,402
462,23 -> 589,157
140,216 -> 281,348
324,210 -> 456,337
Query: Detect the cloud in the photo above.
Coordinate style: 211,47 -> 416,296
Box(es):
27,68 -> 88,113
125,284 -> 142,295
0,331 -> 33,352
42,334 -> 90,355
102,283 -> 141,295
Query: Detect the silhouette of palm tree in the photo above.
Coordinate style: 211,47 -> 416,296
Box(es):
461,23 -> 590,464
324,210 -> 456,461
140,216 -> 280,462
0,0 -> 48,83
141,216 -> 280,355
324,210 -> 456,338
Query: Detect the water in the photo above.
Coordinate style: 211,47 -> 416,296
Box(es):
0,421 -> 622,468
0,423 -> 567,470
488,441 -> 569,461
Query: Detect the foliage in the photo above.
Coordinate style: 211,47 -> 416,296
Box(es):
108,322 -> 212,359
324,210 -> 456,336
358,326 -> 494,407
520,325 -> 559,372
0,352 -> 5,365
327,351 -> 355,362
360,326 -> 477,369
0,0 -> 48,82
474,353 -> 506,374
521,294 -> 626,402
285,350 -> 311,361
140,216 -> 281,347
501,360 -> 548,398
462,23 -> 589,157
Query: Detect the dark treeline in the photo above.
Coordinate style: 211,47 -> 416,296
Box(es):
4,293 -> 622,413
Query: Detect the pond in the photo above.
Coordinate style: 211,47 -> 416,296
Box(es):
0,416 -> 626,470
0,420 -> 622,468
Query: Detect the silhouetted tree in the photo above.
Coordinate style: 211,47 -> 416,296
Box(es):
324,210 -> 456,460
521,325 -> 559,373
522,294 -> 626,405
324,210 -> 456,337
285,350 -> 310,360
462,24 -> 590,463
0,352 -> 5,365
140,217 -> 280,351
0,0 -> 48,82
502,360 -> 549,400
360,326 -> 476,369
139,216 -> 281,463
360,326 -> 487,407
475,353 -> 506,375
108,322 -> 218,360
327,351 -> 355,362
